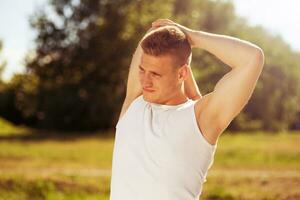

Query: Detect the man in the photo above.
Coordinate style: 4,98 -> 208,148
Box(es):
109,19 -> 264,200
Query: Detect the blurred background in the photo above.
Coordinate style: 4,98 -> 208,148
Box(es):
0,0 -> 299,199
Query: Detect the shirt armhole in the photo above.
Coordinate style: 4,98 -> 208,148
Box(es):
115,95 -> 143,129
191,102 -> 217,149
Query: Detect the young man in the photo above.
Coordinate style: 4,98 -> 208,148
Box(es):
109,19 -> 264,200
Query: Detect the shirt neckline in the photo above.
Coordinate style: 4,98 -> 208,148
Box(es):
148,98 -> 193,110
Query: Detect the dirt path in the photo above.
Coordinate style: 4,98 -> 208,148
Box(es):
0,168 -> 299,178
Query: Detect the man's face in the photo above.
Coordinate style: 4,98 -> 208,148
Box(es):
139,53 -> 185,104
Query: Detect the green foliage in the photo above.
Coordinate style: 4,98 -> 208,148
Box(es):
235,24 -> 300,131
0,117 -> 28,136
0,74 -> 39,126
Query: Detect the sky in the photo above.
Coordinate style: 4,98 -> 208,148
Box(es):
0,0 -> 48,82
0,0 -> 300,82
230,0 -> 300,51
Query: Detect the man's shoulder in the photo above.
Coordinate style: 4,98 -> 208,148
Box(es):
118,95 -> 143,121
194,92 -> 221,145
194,92 -> 212,116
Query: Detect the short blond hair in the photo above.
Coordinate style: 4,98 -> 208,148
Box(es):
141,26 -> 191,67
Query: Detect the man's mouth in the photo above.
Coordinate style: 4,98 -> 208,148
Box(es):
143,88 -> 155,93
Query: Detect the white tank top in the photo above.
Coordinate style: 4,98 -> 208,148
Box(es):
109,95 -> 217,200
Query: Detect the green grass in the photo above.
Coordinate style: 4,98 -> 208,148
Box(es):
0,174 -> 110,200
0,136 -> 114,169
0,118 -> 299,200
0,118 -> 29,136
213,131 -> 300,170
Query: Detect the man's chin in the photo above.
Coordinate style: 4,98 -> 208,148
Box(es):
142,94 -> 157,103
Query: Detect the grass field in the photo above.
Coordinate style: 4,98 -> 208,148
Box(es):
0,118 -> 299,200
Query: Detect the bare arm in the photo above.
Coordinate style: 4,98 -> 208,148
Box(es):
184,66 -> 202,100
118,43 -> 143,120
189,31 -> 264,69
189,29 -> 264,130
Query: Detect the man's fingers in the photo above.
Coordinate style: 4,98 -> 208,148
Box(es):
152,21 -> 172,26
153,19 -> 174,24
152,18 -> 175,27
152,22 -> 174,29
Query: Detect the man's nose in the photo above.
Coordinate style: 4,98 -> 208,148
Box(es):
142,73 -> 153,87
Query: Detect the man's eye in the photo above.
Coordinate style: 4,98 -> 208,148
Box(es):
152,73 -> 161,78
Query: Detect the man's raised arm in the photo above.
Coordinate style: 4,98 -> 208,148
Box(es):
188,24 -> 264,130
184,65 -> 202,100
118,43 -> 143,120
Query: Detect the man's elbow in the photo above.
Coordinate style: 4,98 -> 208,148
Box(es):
253,47 -> 265,68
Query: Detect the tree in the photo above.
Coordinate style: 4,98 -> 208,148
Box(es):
23,0 -> 173,131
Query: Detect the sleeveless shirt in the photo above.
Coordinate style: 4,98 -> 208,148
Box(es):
109,95 -> 217,200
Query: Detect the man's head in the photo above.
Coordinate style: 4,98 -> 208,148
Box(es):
139,25 -> 192,104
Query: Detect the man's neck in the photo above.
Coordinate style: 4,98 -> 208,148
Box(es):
163,90 -> 188,105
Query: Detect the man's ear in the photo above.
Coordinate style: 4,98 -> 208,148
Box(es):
178,64 -> 188,81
